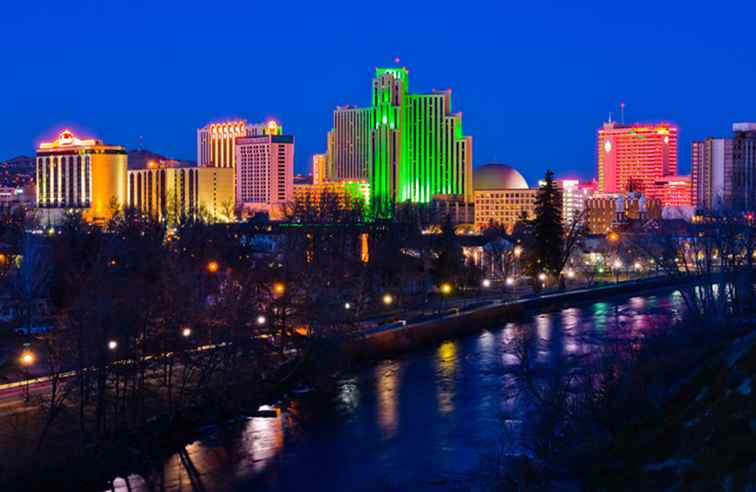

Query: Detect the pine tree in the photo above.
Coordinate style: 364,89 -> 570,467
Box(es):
532,169 -> 563,276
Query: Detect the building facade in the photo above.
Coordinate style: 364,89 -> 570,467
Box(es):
328,68 -> 473,217
652,175 -> 692,207
691,138 -> 733,210
36,130 -> 127,224
585,194 -> 662,234
197,119 -> 282,169
327,106 -> 372,181
312,153 -> 327,185
431,194 -> 475,226
293,180 -> 370,211
370,68 -> 473,216
127,166 -> 234,223
597,122 -> 678,201
555,179 -> 594,225
732,123 -> 756,212
235,134 -> 294,219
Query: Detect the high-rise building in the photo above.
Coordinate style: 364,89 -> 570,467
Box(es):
732,123 -> 756,212
127,165 -> 234,223
327,68 -> 473,217
691,138 -> 734,210
235,133 -> 294,220
371,68 -> 473,216
197,119 -> 282,169
36,130 -> 127,224
312,153 -> 327,185
327,106 -> 372,180
597,122 -> 678,201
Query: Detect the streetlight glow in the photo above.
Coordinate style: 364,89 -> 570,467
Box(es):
19,351 -> 35,366
256,315 -> 267,325
382,293 -> 393,306
613,259 -> 623,269
182,327 -> 192,337
206,260 -> 220,273
514,245 -> 523,258
505,276 -> 514,286
107,340 -> 118,351
481,278 -> 491,288
538,272 -> 546,281
273,282 -> 285,295
344,302 -> 351,310
440,283 -> 452,295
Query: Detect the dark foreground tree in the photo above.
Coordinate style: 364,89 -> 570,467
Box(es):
531,169 -> 563,278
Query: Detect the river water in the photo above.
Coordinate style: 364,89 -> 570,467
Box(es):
113,290 -> 686,492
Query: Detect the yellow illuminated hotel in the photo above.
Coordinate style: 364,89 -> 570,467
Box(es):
36,130 -> 127,224
127,165 -> 234,223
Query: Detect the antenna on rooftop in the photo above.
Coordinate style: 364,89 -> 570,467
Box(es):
138,135 -> 144,150
620,101 -> 625,124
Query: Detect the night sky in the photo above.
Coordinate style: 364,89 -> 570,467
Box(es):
2,0 -> 754,184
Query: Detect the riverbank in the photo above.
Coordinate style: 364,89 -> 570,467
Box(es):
345,274 -> 689,360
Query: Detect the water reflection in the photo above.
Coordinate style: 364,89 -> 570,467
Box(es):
435,341 -> 458,415
375,360 -> 400,438
111,291 -> 685,492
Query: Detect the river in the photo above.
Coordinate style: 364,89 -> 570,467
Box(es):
111,290 -> 686,492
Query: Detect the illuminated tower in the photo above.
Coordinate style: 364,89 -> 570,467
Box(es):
597,122 -> 678,201
36,130 -> 127,224
368,67 -> 473,217
197,119 -> 283,168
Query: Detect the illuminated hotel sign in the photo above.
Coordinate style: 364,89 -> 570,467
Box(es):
39,130 -> 98,149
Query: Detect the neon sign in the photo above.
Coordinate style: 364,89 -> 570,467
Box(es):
39,130 -> 97,149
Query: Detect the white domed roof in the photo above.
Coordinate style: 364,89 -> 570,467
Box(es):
474,163 -> 529,190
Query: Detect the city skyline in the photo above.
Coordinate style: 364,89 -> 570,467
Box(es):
2,1 -> 755,185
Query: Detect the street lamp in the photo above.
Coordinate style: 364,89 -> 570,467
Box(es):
481,278 -> 491,288
273,282 -> 285,295
566,268 -> 575,279
107,340 -> 118,351
382,293 -> 394,306
440,283 -> 452,295
206,260 -> 220,273
344,302 -> 352,310
181,327 -> 192,338
19,348 -> 35,404
256,315 -> 267,326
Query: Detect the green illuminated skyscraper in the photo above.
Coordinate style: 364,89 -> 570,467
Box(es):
328,67 -> 473,218
370,67 -> 473,217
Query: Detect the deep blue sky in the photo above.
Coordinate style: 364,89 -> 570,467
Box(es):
2,0 -> 754,184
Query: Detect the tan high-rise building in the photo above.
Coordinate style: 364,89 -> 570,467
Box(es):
36,130 -> 127,224
127,166 -> 234,223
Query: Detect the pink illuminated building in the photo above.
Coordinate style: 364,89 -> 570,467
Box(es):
653,175 -> 692,207
235,131 -> 294,220
597,122 -> 678,201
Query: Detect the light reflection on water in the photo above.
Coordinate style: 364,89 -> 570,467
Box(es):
112,291 -> 683,492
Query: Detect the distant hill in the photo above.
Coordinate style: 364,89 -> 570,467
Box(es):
128,149 -> 196,169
